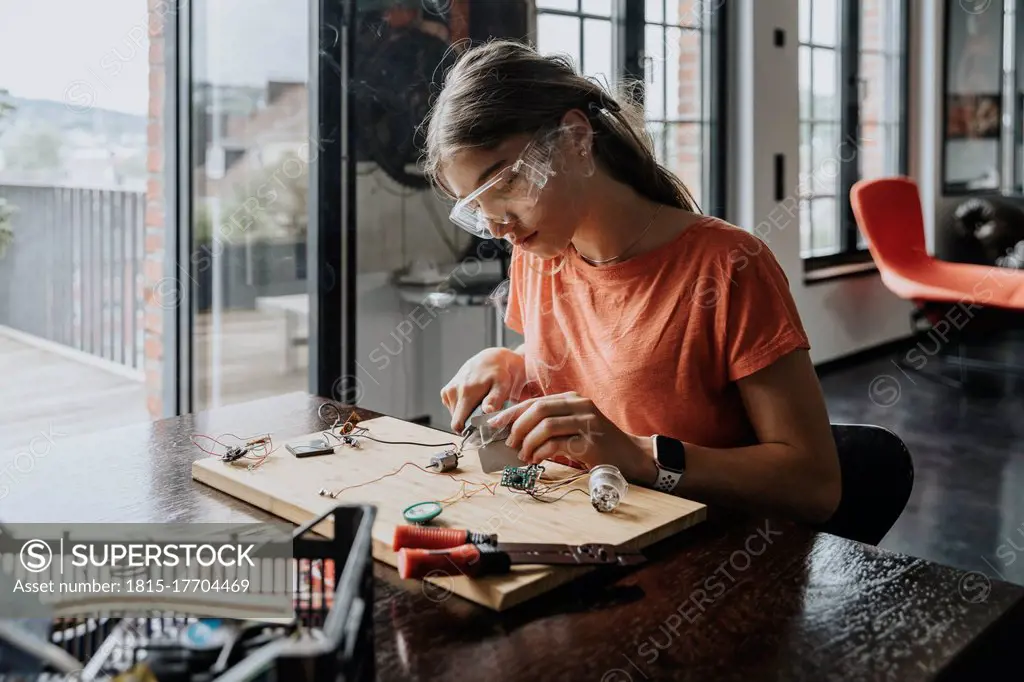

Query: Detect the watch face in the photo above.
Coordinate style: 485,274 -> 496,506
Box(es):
655,435 -> 686,473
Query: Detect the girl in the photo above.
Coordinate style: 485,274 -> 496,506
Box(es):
424,39 -> 841,525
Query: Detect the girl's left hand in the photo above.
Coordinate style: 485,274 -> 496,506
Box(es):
485,392 -> 657,484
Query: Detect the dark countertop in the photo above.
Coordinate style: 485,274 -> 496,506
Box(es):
1,391 -> 1021,680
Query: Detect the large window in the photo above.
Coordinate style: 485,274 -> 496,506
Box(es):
799,0 -> 908,270
188,0 -> 312,410
536,0 -> 726,217
0,0 -> 154,435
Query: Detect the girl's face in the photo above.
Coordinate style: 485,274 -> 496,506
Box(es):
440,120 -> 593,259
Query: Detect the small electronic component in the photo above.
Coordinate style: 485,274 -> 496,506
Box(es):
501,464 -> 544,492
221,446 -> 248,463
426,450 -> 459,473
286,439 -> 336,458
403,501 -> 443,525
589,464 -> 628,512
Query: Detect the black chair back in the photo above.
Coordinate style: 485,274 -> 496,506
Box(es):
811,424 -> 914,546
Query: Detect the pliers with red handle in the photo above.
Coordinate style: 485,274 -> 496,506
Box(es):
392,525 -> 646,580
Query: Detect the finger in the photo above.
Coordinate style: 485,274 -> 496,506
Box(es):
485,394 -> 544,432
518,415 -> 584,463
528,437 -> 578,465
451,388 -> 475,434
548,453 -> 588,470
481,375 -> 510,414
507,393 -> 582,449
448,385 -> 483,432
440,385 -> 455,413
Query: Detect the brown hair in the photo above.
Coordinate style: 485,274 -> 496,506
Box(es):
421,39 -> 700,213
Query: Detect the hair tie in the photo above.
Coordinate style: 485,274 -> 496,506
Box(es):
587,99 -> 620,117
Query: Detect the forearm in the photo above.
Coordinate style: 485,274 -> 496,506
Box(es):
631,437 -> 840,525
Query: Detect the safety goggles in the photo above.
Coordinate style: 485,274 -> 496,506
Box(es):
448,132 -> 559,239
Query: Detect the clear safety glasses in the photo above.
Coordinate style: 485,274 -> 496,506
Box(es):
448,133 -> 558,239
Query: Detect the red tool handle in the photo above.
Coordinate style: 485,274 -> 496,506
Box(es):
398,544 -> 484,580
392,525 -> 467,551
392,525 -> 498,551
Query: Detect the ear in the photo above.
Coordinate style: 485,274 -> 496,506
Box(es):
559,109 -> 596,177
560,109 -> 594,154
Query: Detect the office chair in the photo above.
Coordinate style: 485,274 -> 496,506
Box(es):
811,424 -> 915,546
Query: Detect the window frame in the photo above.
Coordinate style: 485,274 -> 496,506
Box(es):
800,0 -> 911,276
535,0 -> 729,219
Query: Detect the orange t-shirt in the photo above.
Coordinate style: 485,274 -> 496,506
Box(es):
503,216 -> 810,449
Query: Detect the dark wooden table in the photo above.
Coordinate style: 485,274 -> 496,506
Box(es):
1,392 -> 1021,681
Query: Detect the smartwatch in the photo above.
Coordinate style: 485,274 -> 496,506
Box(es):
651,434 -> 686,494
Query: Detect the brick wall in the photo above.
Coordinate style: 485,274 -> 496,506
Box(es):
672,0 -> 704,208
859,0 -> 885,181
143,0 -> 168,419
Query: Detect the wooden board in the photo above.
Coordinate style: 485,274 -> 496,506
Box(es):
192,416 -> 705,611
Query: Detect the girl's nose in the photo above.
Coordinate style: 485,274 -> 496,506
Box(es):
483,213 -> 513,240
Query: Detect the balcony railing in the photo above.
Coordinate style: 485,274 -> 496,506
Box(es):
0,183 -> 146,373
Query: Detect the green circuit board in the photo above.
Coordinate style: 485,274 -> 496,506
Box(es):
500,464 -> 544,491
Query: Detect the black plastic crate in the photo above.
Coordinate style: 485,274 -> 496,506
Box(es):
0,504 -> 376,682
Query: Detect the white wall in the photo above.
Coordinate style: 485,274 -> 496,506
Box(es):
730,0 -> 933,365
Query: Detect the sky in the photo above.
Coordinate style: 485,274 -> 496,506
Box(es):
0,0 -> 309,116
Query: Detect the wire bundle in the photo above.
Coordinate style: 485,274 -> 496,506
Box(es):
190,432 -> 276,470
318,402 -> 475,455
317,460 -> 498,503
512,470 -> 592,503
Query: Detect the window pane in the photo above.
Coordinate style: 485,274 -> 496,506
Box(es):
192,0 -> 311,410
583,19 -> 614,87
799,46 -> 812,120
811,0 -> 838,47
538,14 -> 581,69
799,122 -> 813,193
811,198 -> 839,254
859,123 -> 885,180
669,28 -> 701,120
0,0 -> 153,430
666,0 -> 680,25
811,49 -> 838,120
647,122 -> 667,166
810,124 -> 839,196
644,23 -> 666,120
799,0 -> 811,44
588,0 -> 613,17
666,123 -> 703,208
800,200 -> 812,255
859,53 -> 885,124
646,0 -> 663,23
537,0 -> 578,10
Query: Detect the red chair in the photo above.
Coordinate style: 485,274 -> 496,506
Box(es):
850,176 -> 1024,383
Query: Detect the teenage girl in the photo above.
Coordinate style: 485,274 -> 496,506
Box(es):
423,40 -> 841,525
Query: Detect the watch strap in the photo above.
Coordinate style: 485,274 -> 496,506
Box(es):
653,467 -> 683,494
651,434 -> 685,494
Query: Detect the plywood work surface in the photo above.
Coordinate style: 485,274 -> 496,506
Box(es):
191,416 -> 706,610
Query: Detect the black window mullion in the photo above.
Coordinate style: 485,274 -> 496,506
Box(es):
898,0 -> 910,178
839,0 -> 860,254
623,0 -> 645,96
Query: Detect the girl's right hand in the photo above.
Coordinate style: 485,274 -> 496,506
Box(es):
441,347 -> 527,434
